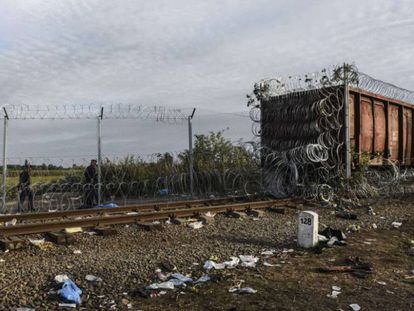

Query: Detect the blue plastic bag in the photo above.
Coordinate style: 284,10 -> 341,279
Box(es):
59,279 -> 82,305
95,203 -> 119,208
159,189 -> 169,196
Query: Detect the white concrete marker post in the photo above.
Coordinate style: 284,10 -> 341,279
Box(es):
298,211 -> 319,248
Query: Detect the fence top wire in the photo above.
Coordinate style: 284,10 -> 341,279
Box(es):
253,65 -> 414,106
1,103 -> 191,121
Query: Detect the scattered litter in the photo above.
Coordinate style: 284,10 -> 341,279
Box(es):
165,219 -> 172,225
327,236 -> 339,247
319,256 -> 373,278
372,223 -> 378,229
195,275 -> 211,283
152,221 -> 161,225
84,231 -> 97,236
204,212 -> 216,217
146,281 -> 175,290
5,218 -> 17,227
261,249 -> 277,256
28,238 -> 45,246
229,287 -> 257,294
363,241 -> 372,245
349,303 -> 361,311
64,227 -> 82,234
327,290 -> 341,299
59,279 -> 82,305
155,269 -> 169,281
188,221 -> 204,229
171,273 -> 193,283
239,255 -> 259,268
85,275 -> 103,283
336,211 -> 358,220
327,285 -> 341,299
55,274 -> 70,284
58,303 -> 77,308
0,259 -> 5,263
282,249 -> 294,253
318,234 -> 329,242
16,308 -> 35,311
203,256 -> 240,270
73,250 -> 82,254
391,222 -> 402,228
263,261 -> 280,267
377,281 -> 387,285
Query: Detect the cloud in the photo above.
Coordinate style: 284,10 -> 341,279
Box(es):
0,0 -> 413,160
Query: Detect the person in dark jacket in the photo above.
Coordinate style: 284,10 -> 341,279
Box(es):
18,161 -> 34,212
84,159 -> 98,208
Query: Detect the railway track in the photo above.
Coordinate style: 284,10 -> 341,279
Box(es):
0,196 -> 292,237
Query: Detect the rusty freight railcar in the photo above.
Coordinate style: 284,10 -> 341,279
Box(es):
257,69 -> 414,198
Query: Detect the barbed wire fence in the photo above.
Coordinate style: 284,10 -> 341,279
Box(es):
0,104 -> 258,214
248,64 -> 414,202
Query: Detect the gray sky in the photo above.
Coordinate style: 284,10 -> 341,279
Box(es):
0,0 -> 413,162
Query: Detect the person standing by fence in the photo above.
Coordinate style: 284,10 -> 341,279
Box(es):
83,159 -> 98,208
17,160 -> 34,212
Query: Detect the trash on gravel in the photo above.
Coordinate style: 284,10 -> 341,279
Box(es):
349,303 -> 361,311
204,256 -> 240,270
85,275 -> 103,283
155,269 -> 169,281
377,281 -> 387,285
59,279 -> 82,305
391,221 -> 402,228
261,249 -> 277,256
58,303 -> 77,308
327,285 -> 341,298
171,273 -> 193,283
188,221 -> 204,229
55,274 -> 70,283
64,227 -> 82,234
83,231 -> 97,236
146,281 -> 175,290
28,238 -> 45,246
204,212 -> 216,217
73,250 -> 82,254
0,259 -> 5,263
336,211 -> 358,220
319,256 -> 373,278
239,255 -> 259,268
229,287 -> 257,294
282,248 -> 294,253
327,290 -> 341,298
372,223 -> 378,229
5,218 -> 17,227
195,275 -> 211,283
16,308 -> 35,311
318,234 -> 329,242
263,261 -> 280,267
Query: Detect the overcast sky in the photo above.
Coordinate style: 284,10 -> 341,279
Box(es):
0,0 -> 413,163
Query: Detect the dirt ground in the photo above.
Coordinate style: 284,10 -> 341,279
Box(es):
0,196 -> 413,310
140,227 -> 414,311
138,199 -> 414,311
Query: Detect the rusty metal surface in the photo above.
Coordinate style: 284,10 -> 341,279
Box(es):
403,108 -> 412,165
350,90 -> 414,166
389,104 -> 400,161
360,98 -> 373,153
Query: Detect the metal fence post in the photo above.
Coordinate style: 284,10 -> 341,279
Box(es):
2,108 -> 9,212
97,107 -> 103,205
188,108 -> 196,197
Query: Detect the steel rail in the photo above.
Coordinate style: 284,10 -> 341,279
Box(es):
0,196 -> 248,223
0,200 -> 283,237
